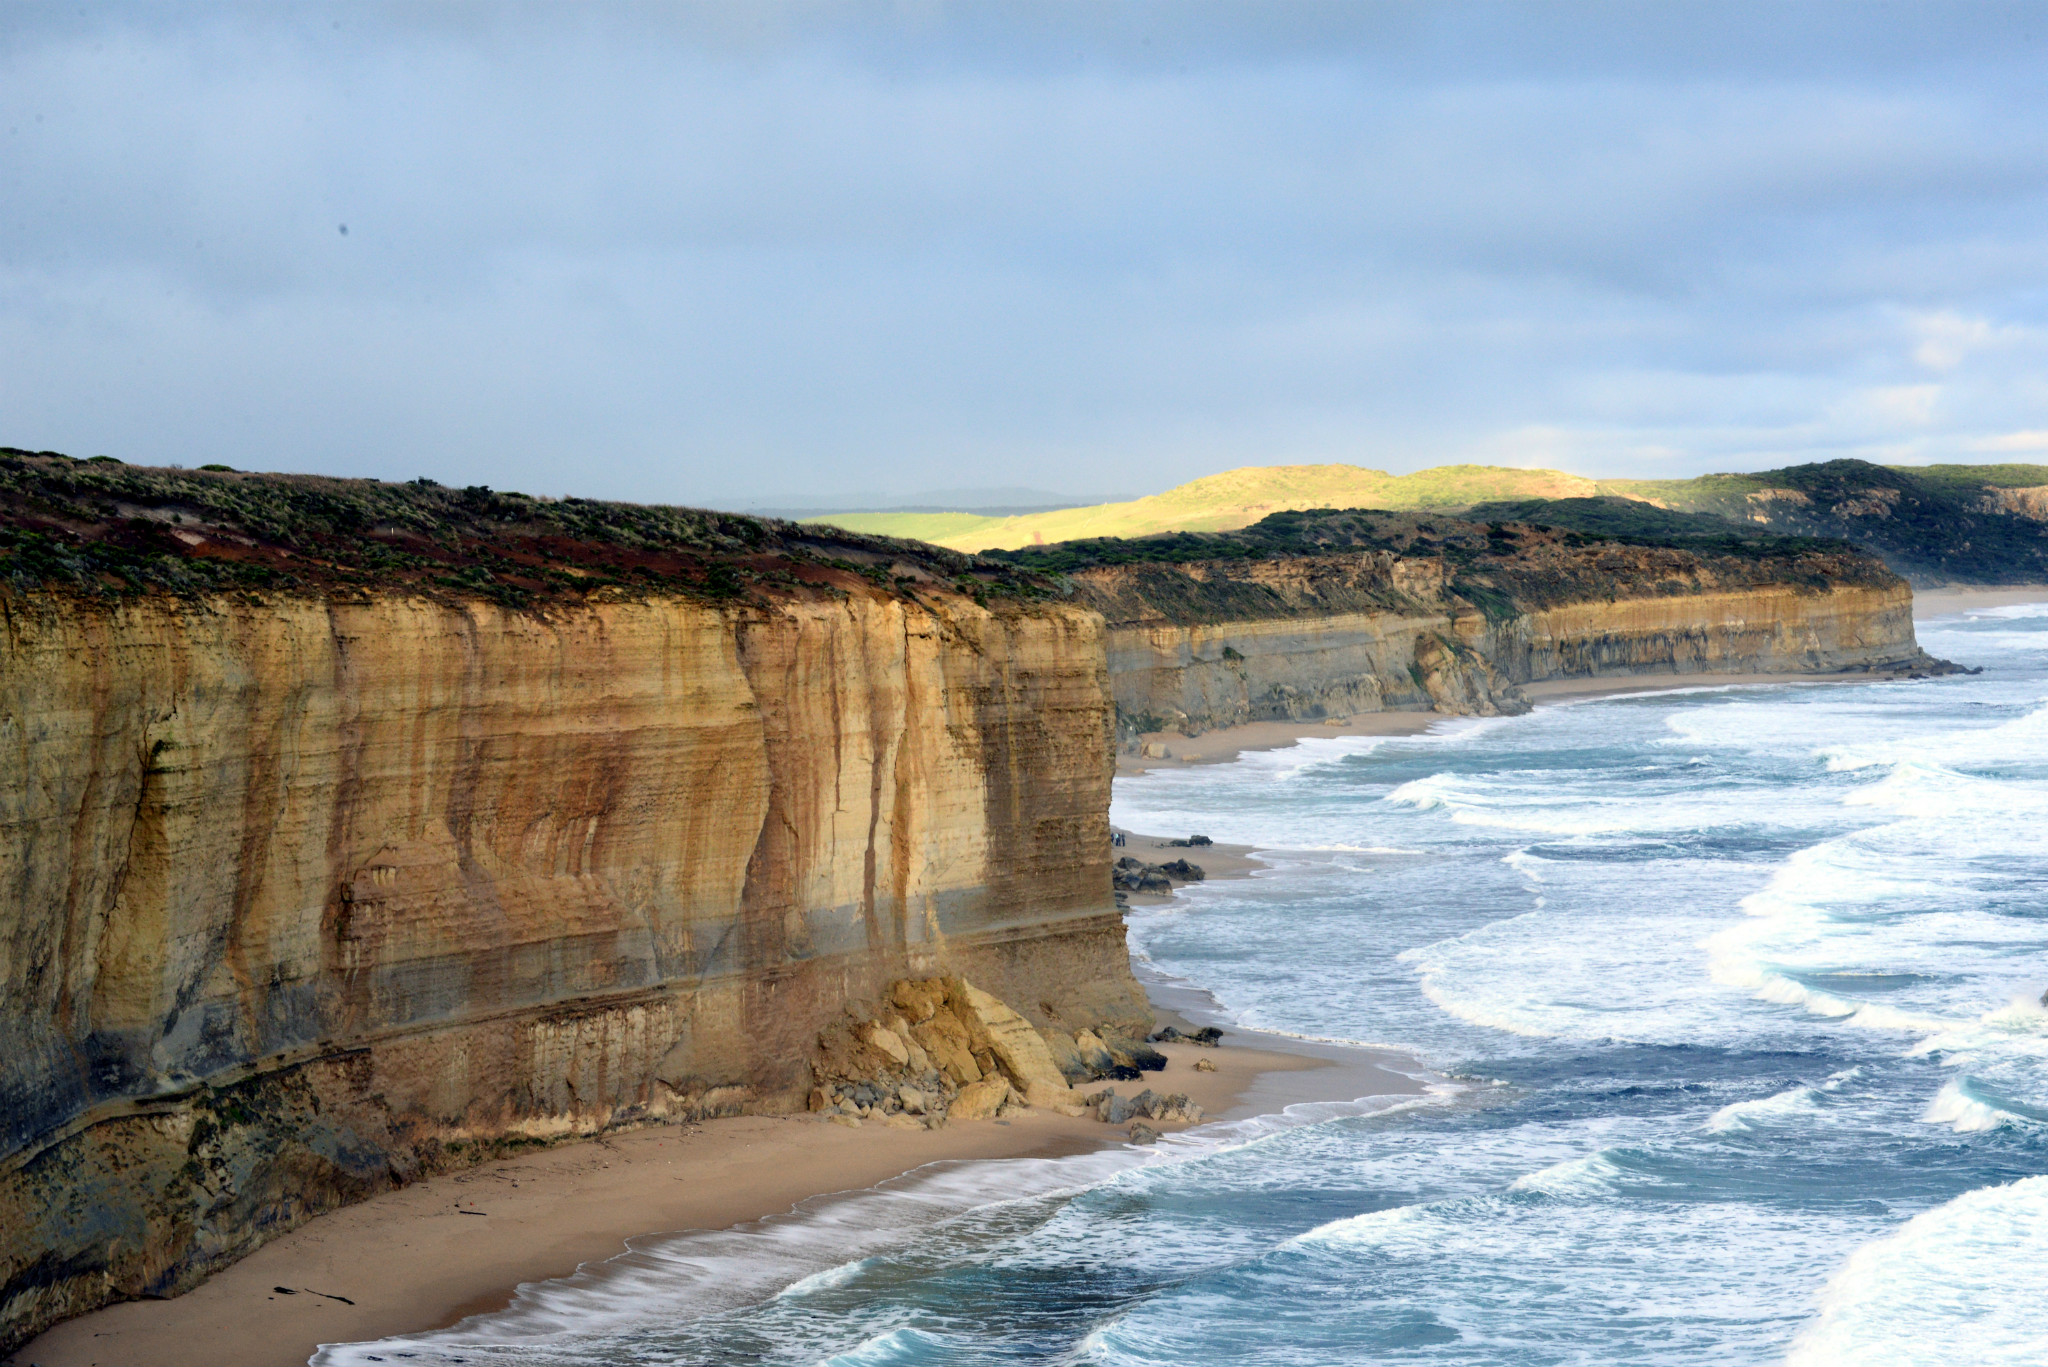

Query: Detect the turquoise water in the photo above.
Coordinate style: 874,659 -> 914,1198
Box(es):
325,603 -> 2048,1366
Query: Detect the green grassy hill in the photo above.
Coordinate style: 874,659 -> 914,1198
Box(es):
795,457 -> 2048,585
894,463 -> 1601,551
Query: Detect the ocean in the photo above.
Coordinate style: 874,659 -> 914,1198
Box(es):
324,602 -> 2048,1366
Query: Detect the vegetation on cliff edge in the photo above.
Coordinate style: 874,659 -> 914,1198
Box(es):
1597,458 -> 2048,585
826,457 -> 2048,584
0,449 -> 1055,610
986,507 -> 1901,628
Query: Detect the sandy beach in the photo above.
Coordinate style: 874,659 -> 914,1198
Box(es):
1117,711 -> 1438,775
17,1038 -> 1361,1367
1116,672 -> 1892,781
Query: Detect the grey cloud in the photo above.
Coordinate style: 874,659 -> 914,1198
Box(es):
4,2 -> 2048,503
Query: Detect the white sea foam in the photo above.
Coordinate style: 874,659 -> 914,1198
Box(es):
818,1327 -> 947,1365
1786,1177 -> 2048,1365
1705,1085 -> 1823,1134
1505,1150 -> 1628,1197
1920,1080 -> 2017,1133
312,1148 -> 1155,1364
1821,697 -> 2048,773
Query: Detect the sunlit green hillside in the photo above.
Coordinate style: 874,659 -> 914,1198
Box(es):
914,464 -> 1599,551
804,459 -> 2048,583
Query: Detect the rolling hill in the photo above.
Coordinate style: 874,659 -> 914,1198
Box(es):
809,457 -> 2048,584
809,464 -> 1601,550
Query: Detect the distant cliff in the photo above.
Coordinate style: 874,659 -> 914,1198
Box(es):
0,457 -> 1146,1352
995,509 -> 1946,740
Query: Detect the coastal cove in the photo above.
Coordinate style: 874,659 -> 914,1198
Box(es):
9,572 -> 2039,1365
21,586 -> 2016,1367
18,836 -> 1422,1367
350,586 -> 2048,1363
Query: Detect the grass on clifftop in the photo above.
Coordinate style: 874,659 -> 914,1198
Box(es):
984,504 -> 1865,575
0,449 -> 1053,610
1001,506 -> 1899,634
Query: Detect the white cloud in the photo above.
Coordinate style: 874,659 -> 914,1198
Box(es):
1966,430 -> 2048,453
1910,311 -> 2027,372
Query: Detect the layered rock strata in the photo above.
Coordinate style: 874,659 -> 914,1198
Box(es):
1068,521 -> 1944,739
0,582 -> 1145,1352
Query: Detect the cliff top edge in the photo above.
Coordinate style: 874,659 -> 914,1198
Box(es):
0,450 -> 1063,612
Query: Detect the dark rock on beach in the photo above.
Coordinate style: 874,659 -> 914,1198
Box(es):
1151,1025 -> 1223,1047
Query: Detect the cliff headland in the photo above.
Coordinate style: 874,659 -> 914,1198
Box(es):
989,508 -> 1947,744
0,454 -> 1952,1355
0,454 -> 1145,1353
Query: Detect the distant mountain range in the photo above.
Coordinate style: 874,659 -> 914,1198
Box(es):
810,459 -> 2048,586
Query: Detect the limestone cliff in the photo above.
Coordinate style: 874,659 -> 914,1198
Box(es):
1028,510 -> 1947,739
0,458 -> 1146,1352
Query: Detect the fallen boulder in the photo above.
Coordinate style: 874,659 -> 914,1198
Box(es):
949,1076 -> 1012,1121
956,981 -> 1072,1099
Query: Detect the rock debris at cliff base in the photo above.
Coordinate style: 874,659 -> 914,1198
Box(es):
808,978 -> 1193,1130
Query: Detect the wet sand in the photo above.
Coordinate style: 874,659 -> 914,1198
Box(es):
1912,585 -> 2048,616
15,1035 -> 1376,1367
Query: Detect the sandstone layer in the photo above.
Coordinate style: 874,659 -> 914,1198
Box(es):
0,583 -> 1145,1352
1066,521 -> 1943,739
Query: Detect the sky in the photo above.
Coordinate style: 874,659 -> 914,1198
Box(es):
5,2 -> 2048,509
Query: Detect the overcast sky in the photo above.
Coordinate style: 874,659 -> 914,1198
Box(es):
6,2 -> 2048,507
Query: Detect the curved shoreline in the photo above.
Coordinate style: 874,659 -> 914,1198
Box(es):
17,894 -> 1421,1367
19,1038 -> 1355,1367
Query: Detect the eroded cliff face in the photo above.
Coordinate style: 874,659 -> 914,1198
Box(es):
0,584 -> 1143,1350
1072,531 -> 1939,739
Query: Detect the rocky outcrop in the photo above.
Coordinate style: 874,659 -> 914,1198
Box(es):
808,977 -> 1191,1128
1975,485 -> 2048,522
0,581 -> 1147,1352
1065,515 -> 1947,741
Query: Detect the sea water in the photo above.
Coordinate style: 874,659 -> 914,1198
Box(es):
324,603 -> 2048,1366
